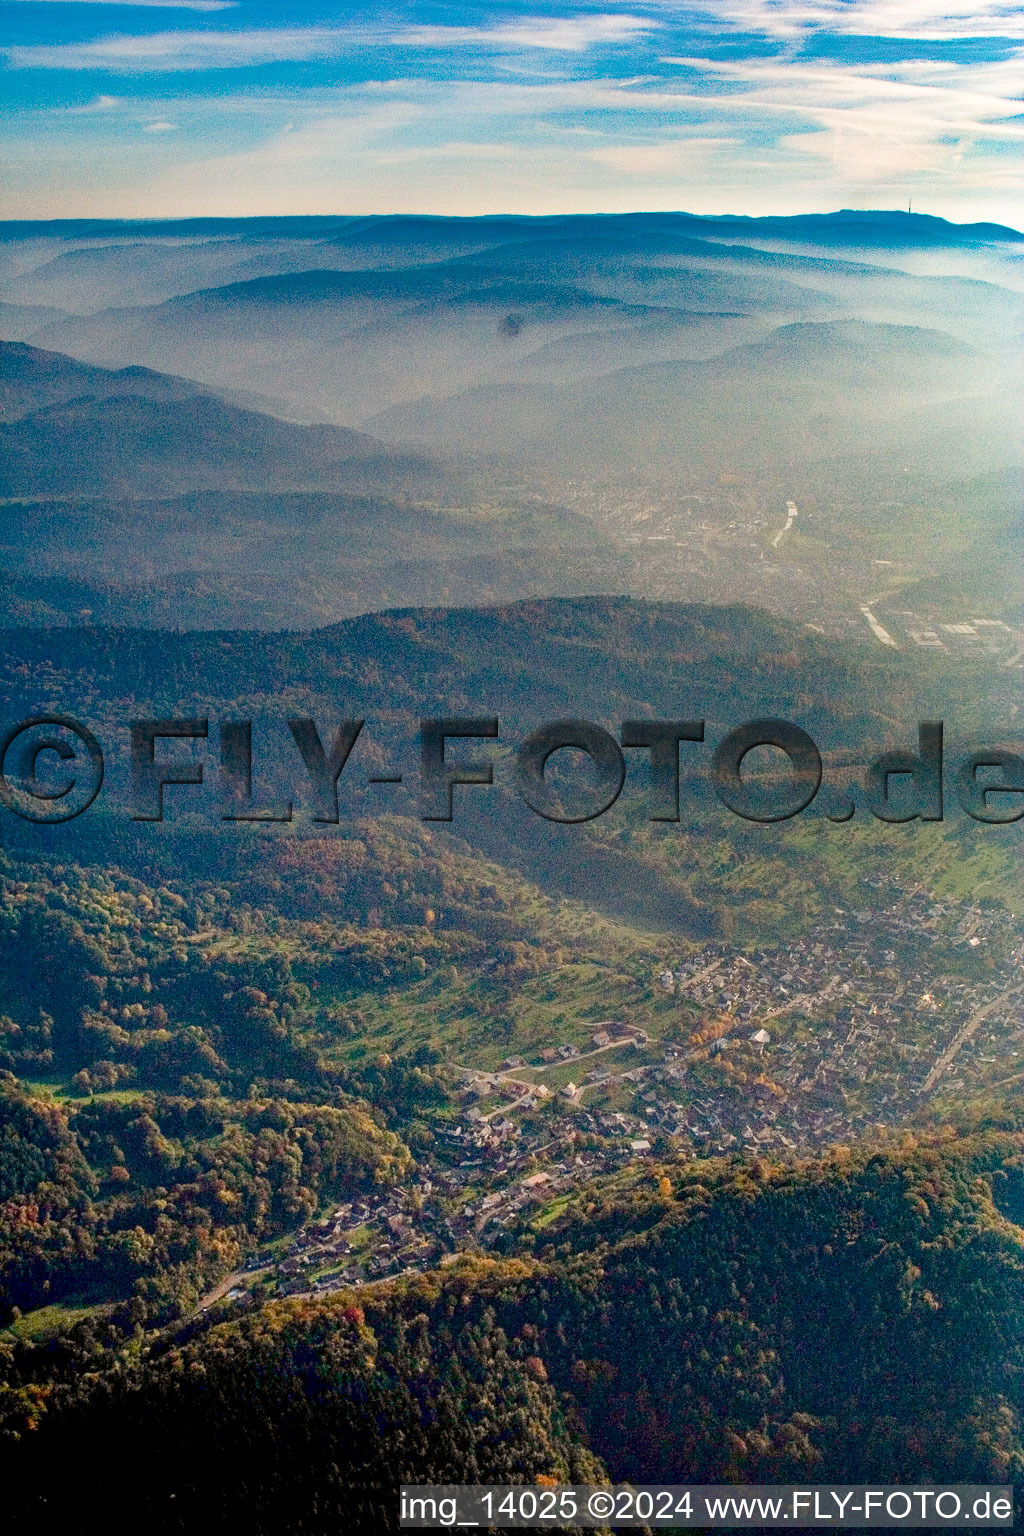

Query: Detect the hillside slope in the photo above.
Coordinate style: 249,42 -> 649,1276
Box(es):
5,1126 -> 1024,1531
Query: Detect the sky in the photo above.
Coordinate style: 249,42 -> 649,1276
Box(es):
1,1 -> 1021,223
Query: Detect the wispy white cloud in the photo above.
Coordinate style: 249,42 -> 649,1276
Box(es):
587,136 -> 739,173
664,50 -> 1024,135
5,70 -> 1020,225
4,14 -> 655,72
398,15 -> 656,51
143,119 -> 177,130
4,0 -> 235,10
661,50 -> 1024,189
679,0 -> 1024,42
6,27 -> 353,71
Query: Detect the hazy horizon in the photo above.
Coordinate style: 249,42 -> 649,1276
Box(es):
2,206 -> 1021,231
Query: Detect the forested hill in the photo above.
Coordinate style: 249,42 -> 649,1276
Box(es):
3,594 -> 1006,753
5,1124 -> 1024,1532
3,593 -> 1019,959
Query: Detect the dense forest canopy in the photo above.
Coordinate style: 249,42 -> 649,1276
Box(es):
4,1126 -> 1024,1531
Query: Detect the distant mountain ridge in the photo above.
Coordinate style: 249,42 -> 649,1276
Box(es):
6,206 -> 1016,446
0,339 -> 212,422
1,208 -> 1020,245
370,316 -> 1012,477
0,340 -> 443,499
0,340 -> 619,627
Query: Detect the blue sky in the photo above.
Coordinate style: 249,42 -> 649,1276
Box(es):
2,1 -> 1021,221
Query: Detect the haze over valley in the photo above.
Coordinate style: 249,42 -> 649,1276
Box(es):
2,210 -> 1021,646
